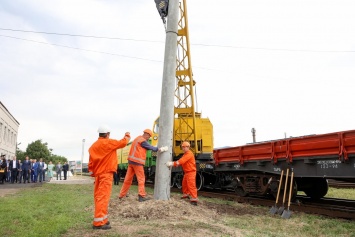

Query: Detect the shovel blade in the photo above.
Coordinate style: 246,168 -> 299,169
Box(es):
281,210 -> 292,219
269,205 -> 278,215
277,206 -> 285,215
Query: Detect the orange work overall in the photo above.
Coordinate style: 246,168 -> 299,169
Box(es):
89,137 -> 128,227
174,149 -> 198,203
119,136 -> 148,198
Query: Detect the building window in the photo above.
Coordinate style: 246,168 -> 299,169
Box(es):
4,126 -> 7,144
0,122 -> 2,143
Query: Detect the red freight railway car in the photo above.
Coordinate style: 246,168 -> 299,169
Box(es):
213,130 -> 355,199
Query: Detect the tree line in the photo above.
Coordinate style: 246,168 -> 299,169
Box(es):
16,139 -> 68,164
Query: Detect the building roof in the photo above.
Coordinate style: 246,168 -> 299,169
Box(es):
0,101 -> 20,125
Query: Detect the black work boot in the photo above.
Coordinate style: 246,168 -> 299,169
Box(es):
138,195 -> 151,202
92,223 -> 111,230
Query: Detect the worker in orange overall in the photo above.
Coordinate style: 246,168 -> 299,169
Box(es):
118,129 -> 168,202
89,125 -> 130,230
166,141 -> 198,205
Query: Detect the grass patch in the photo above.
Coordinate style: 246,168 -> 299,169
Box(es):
0,183 -> 94,237
326,187 -> 355,199
1,183 -> 355,237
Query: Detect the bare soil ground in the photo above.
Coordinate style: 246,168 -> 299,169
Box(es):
65,189 -> 263,237
0,177 -> 264,237
0,181 -> 42,197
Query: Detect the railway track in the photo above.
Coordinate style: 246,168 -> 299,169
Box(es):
328,179 -> 355,188
194,189 -> 355,220
126,178 -> 355,219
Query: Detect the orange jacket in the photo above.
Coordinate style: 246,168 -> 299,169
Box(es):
88,137 -> 128,176
174,149 -> 196,173
128,136 -> 147,165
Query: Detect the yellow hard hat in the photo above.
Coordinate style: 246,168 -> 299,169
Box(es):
182,141 -> 190,147
143,129 -> 153,137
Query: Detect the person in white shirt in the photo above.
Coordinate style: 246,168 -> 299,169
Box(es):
9,156 -> 20,183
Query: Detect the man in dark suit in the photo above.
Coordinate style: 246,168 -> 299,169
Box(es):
0,155 -> 6,184
30,159 -> 35,182
56,161 -> 62,180
22,156 -> 31,183
113,164 -> 119,185
31,159 -> 38,183
38,158 -> 45,182
9,156 -> 20,183
6,159 -> 10,182
17,160 -> 23,183
62,162 -> 69,180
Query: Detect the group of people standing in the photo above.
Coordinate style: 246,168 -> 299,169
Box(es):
54,161 -> 70,180
0,155 -> 70,184
88,125 -> 198,230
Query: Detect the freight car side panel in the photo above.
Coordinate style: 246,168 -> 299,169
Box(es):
288,133 -> 341,160
214,130 -> 355,179
214,130 -> 355,164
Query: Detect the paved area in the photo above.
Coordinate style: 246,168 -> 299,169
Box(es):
0,175 -> 94,197
49,175 -> 94,184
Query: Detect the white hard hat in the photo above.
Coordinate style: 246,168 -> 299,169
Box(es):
97,125 -> 111,133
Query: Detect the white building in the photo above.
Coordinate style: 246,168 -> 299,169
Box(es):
0,101 -> 20,159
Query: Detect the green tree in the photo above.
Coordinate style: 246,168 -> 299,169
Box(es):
26,139 -> 52,163
16,148 -> 26,161
24,139 -> 68,164
50,154 -> 67,165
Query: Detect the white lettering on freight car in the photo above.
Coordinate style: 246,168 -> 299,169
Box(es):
273,167 -> 281,172
317,160 -> 341,169
234,164 -> 240,169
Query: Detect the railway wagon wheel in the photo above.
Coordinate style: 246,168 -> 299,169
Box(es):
170,176 -> 174,188
174,172 -> 184,189
196,172 -> 204,191
304,178 -> 328,200
173,172 -> 204,191
270,177 -> 298,201
235,186 -> 248,197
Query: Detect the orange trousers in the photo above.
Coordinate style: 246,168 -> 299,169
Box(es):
93,172 -> 112,226
182,171 -> 198,202
119,164 -> 146,198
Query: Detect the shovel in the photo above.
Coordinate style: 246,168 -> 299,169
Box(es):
282,171 -> 294,219
277,168 -> 289,215
269,169 -> 284,214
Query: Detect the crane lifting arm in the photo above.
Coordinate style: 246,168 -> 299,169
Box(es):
153,0 -> 213,159
174,0 -> 198,154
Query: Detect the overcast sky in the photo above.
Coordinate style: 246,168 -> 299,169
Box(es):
1,0 -> 354,163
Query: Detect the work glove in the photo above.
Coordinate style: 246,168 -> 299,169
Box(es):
166,161 -> 174,168
124,132 -> 131,142
159,146 -> 168,152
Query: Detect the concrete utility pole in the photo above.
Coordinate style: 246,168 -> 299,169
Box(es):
81,139 -> 85,176
251,128 -> 256,143
154,0 -> 179,200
